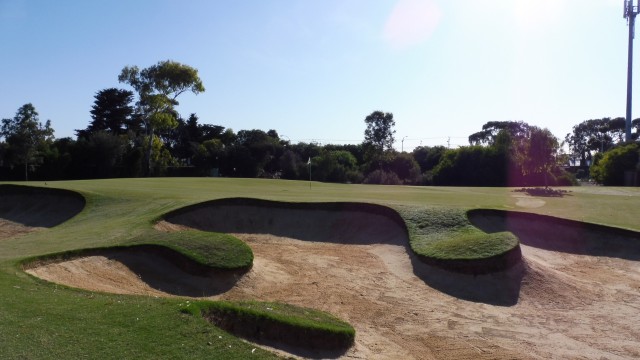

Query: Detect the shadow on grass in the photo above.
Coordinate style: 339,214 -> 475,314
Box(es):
512,187 -> 571,198
467,209 -> 640,260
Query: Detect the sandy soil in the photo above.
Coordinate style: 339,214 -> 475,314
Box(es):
0,185 -> 85,239
0,219 -> 40,240
26,232 -> 640,359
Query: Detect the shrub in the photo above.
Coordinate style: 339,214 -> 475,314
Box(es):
363,169 -> 402,185
590,143 -> 639,185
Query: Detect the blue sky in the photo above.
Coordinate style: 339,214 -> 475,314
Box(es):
0,0 -> 632,151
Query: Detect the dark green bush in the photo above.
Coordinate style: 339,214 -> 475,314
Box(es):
591,143 -> 639,185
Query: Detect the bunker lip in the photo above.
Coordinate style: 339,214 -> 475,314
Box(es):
467,209 -> 640,260
23,244 -> 246,297
0,184 -> 85,230
162,198 -> 410,246
162,198 -> 522,276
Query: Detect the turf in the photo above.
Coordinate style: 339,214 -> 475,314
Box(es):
398,206 -> 519,260
126,230 -> 253,270
1,178 -> 639,359
197,300 -> 355,350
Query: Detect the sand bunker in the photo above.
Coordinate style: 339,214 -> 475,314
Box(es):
163,198 -> 408,245
26,246 -> 242,297
0,184 -> 85,240
25,200 -> 640,359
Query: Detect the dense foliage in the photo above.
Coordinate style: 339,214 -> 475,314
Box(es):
590,143 -> 640,185
2,60 -> 639,185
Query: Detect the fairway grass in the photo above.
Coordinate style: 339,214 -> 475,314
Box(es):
1,178 -> 639,359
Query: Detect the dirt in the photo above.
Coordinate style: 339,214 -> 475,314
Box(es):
0,219 -> 40,240
26,232 -> 640,359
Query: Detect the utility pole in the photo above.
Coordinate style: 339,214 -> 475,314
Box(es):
624,0 -> 639,142
401,136 -> 407,152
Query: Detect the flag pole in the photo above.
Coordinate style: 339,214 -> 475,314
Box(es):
308,157 -> 311,189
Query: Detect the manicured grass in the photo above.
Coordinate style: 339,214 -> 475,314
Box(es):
398,206 -> 518,260
20,230 -> 253,272
416,231 -> 518,260
1,178 -> 639,359
127,230 -> 253,270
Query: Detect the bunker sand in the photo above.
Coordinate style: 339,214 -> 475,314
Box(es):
25,203 -> 640,359
0,185 -> 85,240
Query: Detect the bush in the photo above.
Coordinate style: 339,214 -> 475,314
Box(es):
552,169 -> 578,186
431,146 -> 508,186
591,143 -> 639,185
363,169 -> 402,185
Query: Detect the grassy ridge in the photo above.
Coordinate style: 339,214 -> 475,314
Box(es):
127,230 -> 253,270
399,206 -> 519,259
196,300 -> 355,351
20,230 -> 253,272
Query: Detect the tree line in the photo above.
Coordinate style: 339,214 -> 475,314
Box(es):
2,60 -> 639,186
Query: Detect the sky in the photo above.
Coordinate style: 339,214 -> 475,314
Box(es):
0,0 -> 634,151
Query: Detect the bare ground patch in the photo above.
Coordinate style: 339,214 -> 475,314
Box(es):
0,219 -> 40,240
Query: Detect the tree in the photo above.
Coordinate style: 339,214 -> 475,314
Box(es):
312,150 -> 360,183
363,111 -> 396,164
118,60 -> 205,175
468,121 -> 530,146
521,127 -> 559,186
412,146 -> 446,173
383,152 -> 422,185
77,88 -> 136,139
1,104 -> 54,181
431,146 -> 508,186
233,129 -> 283,177
590,143 -> 639,185
565,117 -> 627,166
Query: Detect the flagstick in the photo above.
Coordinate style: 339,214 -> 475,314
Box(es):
308,157 -> 311,189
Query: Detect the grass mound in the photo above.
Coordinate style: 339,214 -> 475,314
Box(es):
196,300 -> 355,354
23,230 -> 253,273
398,206 -> 521,274
127,229 -> 253,270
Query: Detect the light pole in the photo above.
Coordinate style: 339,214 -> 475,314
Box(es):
624,0 -> 639,142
